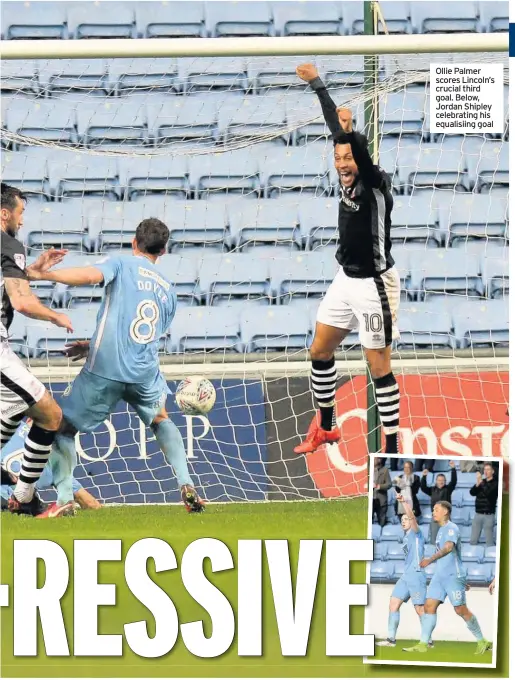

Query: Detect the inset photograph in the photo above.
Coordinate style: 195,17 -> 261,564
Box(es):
365,455 -> 501,668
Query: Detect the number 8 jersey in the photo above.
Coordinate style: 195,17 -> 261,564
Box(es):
85,255 -> 177,384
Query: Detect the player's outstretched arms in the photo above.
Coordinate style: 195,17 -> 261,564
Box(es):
30,265 -> 104,287
63,340 -> 90,362
420,541 -> 454,569
296,62 -> 342,137
4,277 -> 73,331
26,248 -> 68,279
397,493 -> 419,532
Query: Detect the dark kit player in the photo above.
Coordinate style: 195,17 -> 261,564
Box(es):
294,64 -> 401,456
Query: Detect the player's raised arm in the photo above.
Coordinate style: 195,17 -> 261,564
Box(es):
296,63 -> 342,137
396,493 -> 419,532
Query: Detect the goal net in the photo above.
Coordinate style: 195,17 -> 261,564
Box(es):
1,41 -> 509,504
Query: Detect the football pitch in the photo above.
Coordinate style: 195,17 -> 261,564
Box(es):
1,500 -> 508,678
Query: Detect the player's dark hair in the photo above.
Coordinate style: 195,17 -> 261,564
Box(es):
436,500 -> 452,518
333,130 -> 369,148
1,183 -> 26,211
135,218 -> 169,255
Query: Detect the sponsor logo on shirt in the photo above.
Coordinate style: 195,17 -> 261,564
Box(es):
339,187 -> 360,212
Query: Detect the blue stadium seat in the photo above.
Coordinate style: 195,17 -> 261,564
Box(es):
392,560 -> 405,579
0,60 -> 39,96
419,507 -> 433,524
385,542 -> 405,561
409,250 -> 483,300
288,89 -> 358,145
164,200 -> 229,253
189,149 -> 260,200
484,546 -> 497,563
205,1 -> 273,37
396,144 -> 469,194
178,57 -> 248,93
77,99 -> 148,147
374,542 -> 388,561
342,1 -> 412,34
272,1 -> 342,36
197,253 -> 270,306
261,144 -> 330,198
147,96 -> 219,146
419,524 -> 429,542
479,1 -> 508,32
118,155 -> 188,200
380,525 -> 404,542
6,315 -> 27,357
107,58 -> 178,96
468,142 -> 508,193
240,306 -> 311,352
423,544 -> 436,559
453,300 -> 509,349
460,526 -> 472,542
38,58 -> 109,96
461,491 -> 477,507
86,201 -> 159,251
26,309 -> 98,358
270,252 -> 338,303
321,55 -> 383,87
461,544 -> 485,563
298,198 -> 339,250
372,524 -> 381,541
47,150 -> 119,201
1,149 -> 49,200
166,307 -> 241,353
155,254 -> 199,305
379,91 -> 427,138
4,98 -> 78,145
370,561 -> 395,581
135,1 -> 206,38
52,254 -> 109,308
438,193 -> 508,247
482,249 -> 509,299
2,1 -> 68,40
411,1 -> 480,33
22,201 -> 89,254
417,492 -> 431,506
228,200 -> 301,251
67,2 -> 136,39
466,564 -> 493,585
391,195 -> 441,248
450,507 -> 470,526
396,302 -> 455,350
457,473 -> 479,489
451,490 -> 464,508
247,57 -> 308,93
218,96 -> 288,146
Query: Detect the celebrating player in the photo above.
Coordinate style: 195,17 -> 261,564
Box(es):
377,494 -> 432,648
1,183 -> 73,516
294,64 -> 401,455
28,218 -> 204,517
403,500 -> 491,655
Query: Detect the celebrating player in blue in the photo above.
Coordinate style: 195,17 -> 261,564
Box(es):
28,218 -> 203,517
403,500 -> 491,654
377,494 -> 432,648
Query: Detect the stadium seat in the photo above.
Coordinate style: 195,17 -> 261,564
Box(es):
0,60 -> 39,96
385,542 -> 405,561
240,306 -> 311,352
453,300 -> 509,349
1,149 -> 50,200
321,55 -> 383,87
419,507 -> 433,524
166,307 -> 241,353
469,143 -> 509,193
189,149 -> 261,200
479,1 -> 508,32
419,524 -> 429,542
373,542 -> 387,561
272,1 -> 342,36
27,309 -> 98,358
135,1 -> 206,38
461,544 -> 485,563
228,200 -> 301,251
298,198 -> 339,250
409,250 -> 483,300
392,560 -> 405,579
77,99 -> 148,147
217,96 -> 288,147
247,57 -> 309,94
166,200 -> 230,253
178,57 -> 248,94
197,253 -> 271,305
205,1 -> 273,37
52,254 -> 108,308
390,195 -> 441,248
481,249 -> 509,299
6,315 -> 27,357
372,524 -> 381,542
423,544 -> 436,559
118,155 -> 188,200
379,525 -> 404,542
155,254 -> 199,305
1,1 -> 68,40
438,193 -> 508,247
461,491 -> 477,507
396,302 -> 455,350
67,2 -> 136,39
466,564 -> 493,585
86,201 -> 160,251
270,252 -> 338,303
4,98 -> 78,146
370,561 -> 395,581
395,144 -> 469,194
450,507 -> 470,526
484,546 -> 497,563
460,526 -> 472,542
47,150 -> 120,201
261,144 -> 331,198
410,2 -> 480,33
147,96 -> 219,146
288,88 -> 359,145
23,201 -> 89,254
107,58 -> 178,96
38,58 -> 109,96
451,490 -> 464,508
342,1 -> 412,34
379,91 -> 427,138
457,473 -> 479,489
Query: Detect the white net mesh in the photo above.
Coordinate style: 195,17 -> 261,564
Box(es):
1,49 -> 509,504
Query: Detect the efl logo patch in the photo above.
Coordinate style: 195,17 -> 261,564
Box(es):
14,253 -> 25,270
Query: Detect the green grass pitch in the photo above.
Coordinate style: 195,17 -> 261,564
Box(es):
1,499 -> 508,678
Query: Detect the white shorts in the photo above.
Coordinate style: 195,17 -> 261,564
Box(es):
0,341 -> 46,418
316,266 -> 401,349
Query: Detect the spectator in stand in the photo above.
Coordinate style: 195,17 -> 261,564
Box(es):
393,460 -> 421,523
421,461 -> 457,544
470,462 -> 498,547
372,457 -> 392,527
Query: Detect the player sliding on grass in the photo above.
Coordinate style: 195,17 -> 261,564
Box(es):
377,494 -> 433,648
403,500 -> 491,655
294,64 -> 401,456
28,218 -> 204,517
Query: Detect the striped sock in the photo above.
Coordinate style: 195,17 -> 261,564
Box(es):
13,424 -> 55,503
311,358 -> 337,431
373,372 -> 400,453
1,412 -> 25,448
